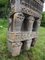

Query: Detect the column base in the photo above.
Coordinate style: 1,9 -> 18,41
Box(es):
7,40 -> 22,56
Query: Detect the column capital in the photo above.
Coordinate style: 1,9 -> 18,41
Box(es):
28,16 -> 35,21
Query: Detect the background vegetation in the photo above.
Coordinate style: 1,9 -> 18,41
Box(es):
0,0 -> 10,18
41,12 -> 45,27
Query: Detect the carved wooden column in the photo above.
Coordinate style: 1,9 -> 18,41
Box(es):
28,16 -> 35,31
36,18 -> 41,32
22,16 -> 35,50
13,13 -> 24,32
7,0 -> 44,56
31,17 -> 41,47
7,0 -> 24,56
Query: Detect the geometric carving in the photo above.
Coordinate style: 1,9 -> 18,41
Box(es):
8,32 -> 31,42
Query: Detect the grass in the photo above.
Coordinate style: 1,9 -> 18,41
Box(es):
0,18 -> 45,60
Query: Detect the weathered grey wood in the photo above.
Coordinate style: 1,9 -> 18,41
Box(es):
11,0 -> 43,17
7,0 -> 44,56
22,39 -> 32,50
31,38 -> 37,47
13,13 -> 24,31
27,16 -> 34,31
8,31 -> 38,42
8,31 -> 32,42
7,40 -> 22,56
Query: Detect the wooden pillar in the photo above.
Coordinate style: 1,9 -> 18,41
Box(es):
22,16 -> 35,50
28,16 -> 35,32
13,13 -> 24,32
31,38 -> 37,47
31,17 -> 41,47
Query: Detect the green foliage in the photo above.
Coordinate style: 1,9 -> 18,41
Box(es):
0,18 -> 8,28
0,0 -> 8,4
0,0 -> 10,18
41,12 -> 45,27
